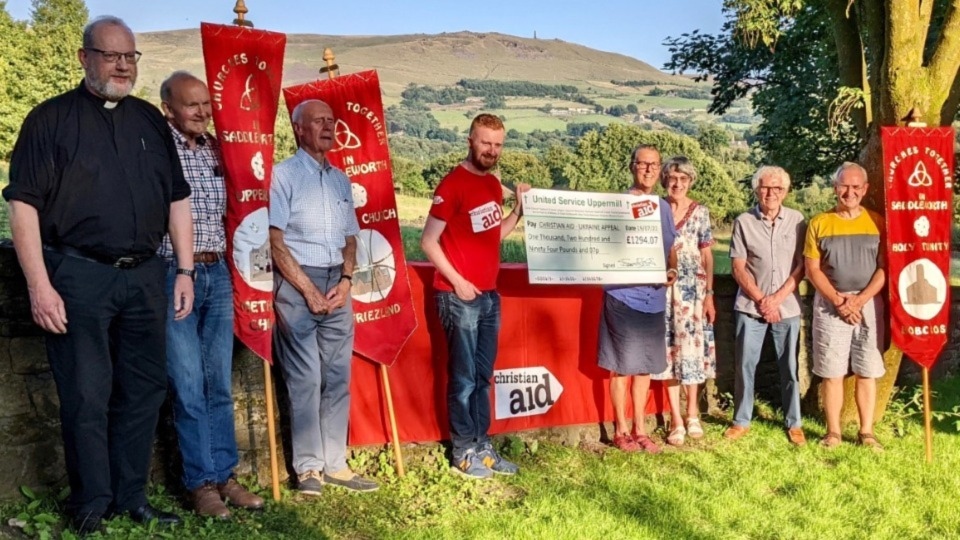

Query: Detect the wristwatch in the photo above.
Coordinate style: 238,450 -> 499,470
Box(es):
339,274 -> 353,283
176,268 -> 196,281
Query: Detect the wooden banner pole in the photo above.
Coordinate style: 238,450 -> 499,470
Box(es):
380,364 -> 406,477
229,0 -> 281,501
922,366 -> 933,463
263,361 -> 282,500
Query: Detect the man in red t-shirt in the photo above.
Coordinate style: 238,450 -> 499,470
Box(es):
420,114 -> 530,479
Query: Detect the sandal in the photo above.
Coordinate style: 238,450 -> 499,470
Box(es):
612,433 -> 641,452
857,432 -> 884,452
819,432 -> 842,448
666,426 -> 686,447
686,417 -> 704,439
632,433 -> 663,454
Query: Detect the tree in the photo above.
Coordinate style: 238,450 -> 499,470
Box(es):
783,175 -> 836,218
667,0 -> 960,422
485,94 -> 505,108
564,123 -> 747,223
496,151 -> 551,189
665,5 -> 860,186
696,122 -> 732,155
386,105 -> 442,138
421,151 -> 464,190
668,0 -> 960,207
28,0 -> 86,91
390,155 -> 429,195
606,104 -> 626,117
0,4 -> 30,158
542,144 -> 574,189
0,0 -> 87,159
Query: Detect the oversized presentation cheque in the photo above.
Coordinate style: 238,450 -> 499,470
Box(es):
522,188 -> 667,285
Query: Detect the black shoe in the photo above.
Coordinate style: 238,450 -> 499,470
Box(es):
71,512 -> 104,536
127,504 -> 181,526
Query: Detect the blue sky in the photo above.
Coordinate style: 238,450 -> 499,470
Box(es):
6,0 -> 725,69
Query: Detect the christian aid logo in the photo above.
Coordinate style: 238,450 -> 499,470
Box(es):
493,367 -> 564,419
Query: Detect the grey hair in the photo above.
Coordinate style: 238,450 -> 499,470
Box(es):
160,71 -> 201,103
751,165 -> 791,191
82,16 -> 133,48
628,143 -> 660,169
660,156 -> 698,188
831,161 -> 868,186
291,99 -> 329,124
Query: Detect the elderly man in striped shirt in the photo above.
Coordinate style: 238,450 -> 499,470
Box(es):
270,99 -> 378,496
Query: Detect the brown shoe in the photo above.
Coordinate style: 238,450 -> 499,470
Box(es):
191,483 -> 230,519
723,425 -> 750,440
787,427 -> 807,446
218,478 -> 265,510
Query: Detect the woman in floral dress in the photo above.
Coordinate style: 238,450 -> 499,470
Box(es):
653,156 -> 717,446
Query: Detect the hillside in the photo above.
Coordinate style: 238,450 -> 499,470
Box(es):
135,29 -> 694,101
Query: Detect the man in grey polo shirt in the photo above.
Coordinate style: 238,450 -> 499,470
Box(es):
270,99 -> 378,495
725,166 -> 807,445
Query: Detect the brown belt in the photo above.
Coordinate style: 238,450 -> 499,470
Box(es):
194,252 -> 224,264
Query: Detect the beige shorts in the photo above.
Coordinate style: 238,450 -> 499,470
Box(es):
811,292 -> 885,379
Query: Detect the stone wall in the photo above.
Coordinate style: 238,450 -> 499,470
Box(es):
1,242 -> 958,501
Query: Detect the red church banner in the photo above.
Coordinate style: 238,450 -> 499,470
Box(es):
882,126 -> 954,369
283,71 -> 416,366
201,23 -> 286,362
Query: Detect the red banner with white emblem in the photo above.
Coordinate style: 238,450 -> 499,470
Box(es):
882,127 -> 954,368
201,23 -> 286,363
282,71 -> 417,367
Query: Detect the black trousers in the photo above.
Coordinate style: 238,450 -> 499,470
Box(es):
44,252 -> 168,517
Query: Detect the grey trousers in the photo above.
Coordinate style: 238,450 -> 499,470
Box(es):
274,266 -> 354,475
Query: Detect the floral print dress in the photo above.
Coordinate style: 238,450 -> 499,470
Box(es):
654,202 -> 716,384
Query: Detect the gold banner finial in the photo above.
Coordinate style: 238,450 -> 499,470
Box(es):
233,0 -> 254,27
319,47 -> 339,79
903,107 -> 926,127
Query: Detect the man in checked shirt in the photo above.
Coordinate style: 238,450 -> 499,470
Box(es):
158,71 -> 263,518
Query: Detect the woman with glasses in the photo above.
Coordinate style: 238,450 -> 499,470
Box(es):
597,144 -> 677,454
655,156 -> 716,446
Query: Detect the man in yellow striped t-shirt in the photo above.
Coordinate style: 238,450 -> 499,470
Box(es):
804,162 -> 886,451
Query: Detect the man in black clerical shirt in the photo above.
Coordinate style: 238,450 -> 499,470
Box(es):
3,16 -> 194,535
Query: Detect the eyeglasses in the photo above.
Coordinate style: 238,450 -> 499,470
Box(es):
85,47 -> 142,64
632,161 -> 661,170
756,186 -> 785,194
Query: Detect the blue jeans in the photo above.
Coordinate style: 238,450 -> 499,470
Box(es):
733,312 -> 802,429
165,260 -> 237,490
436,291 -> 501,453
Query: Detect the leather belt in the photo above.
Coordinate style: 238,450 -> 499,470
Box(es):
45,245 -> 153,269
194,252 -> 225,264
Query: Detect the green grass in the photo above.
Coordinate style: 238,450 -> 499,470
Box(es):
712,233 -> 732,275
5,377 -> 960,539
430,109 -> 473,133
